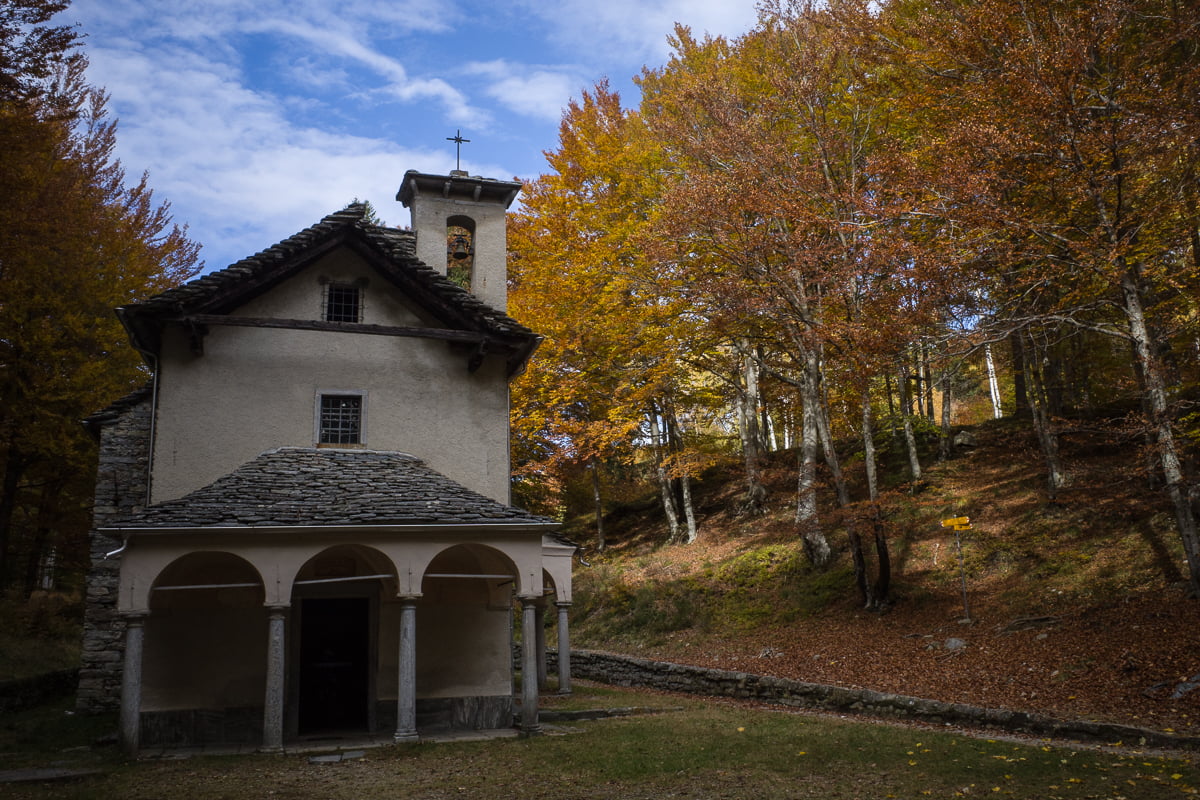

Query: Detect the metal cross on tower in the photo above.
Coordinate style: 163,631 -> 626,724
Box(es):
447,129 -> 470,171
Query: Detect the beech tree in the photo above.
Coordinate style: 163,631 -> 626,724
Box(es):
636,2 -> 958,605
508,0 -> 1199,603
0,10 -> 201,592
884,0 -> 1200,591
508,83 -> 717,543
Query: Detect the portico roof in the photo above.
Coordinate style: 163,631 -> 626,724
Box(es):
103,447 -> 557,530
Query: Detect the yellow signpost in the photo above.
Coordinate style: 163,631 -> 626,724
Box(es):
942,516 -> 973,621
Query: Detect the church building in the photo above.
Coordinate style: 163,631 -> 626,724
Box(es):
78,169 -> 574,754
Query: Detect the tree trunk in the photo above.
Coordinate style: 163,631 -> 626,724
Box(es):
648,405 -> 681,542
922,346 -> 936,421
668,409 -> 699,544
985,343 -> 1003,419
1023,333 -> 1066,503
0,443 -> 26,590
862,389 -> 889,606
1010,332 -> 1029,417
939,364 -> 953,463
23,480 -> 60,597
811,359 -> 870,606
735,340 -> 767,515
756,347 -> 774,452
796,369 -> 829,566
897,361 -> 923,484
679,472 -> 698,545
913,350 -> 925,418
1120,268 -> 1200,594
589,459 -> 605,552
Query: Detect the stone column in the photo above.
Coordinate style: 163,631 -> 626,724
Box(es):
394,595 -> 420,742
555,601 -> 572,695
519,596 -> 542,735
535,599 -> 547,691
119,613 -> 146,756
261,606 -> 288,753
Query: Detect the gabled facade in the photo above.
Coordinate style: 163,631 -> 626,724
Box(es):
79,172 -> 574,754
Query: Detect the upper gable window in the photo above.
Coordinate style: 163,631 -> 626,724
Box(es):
318,394 -> 363,445
324,282 -> 361,323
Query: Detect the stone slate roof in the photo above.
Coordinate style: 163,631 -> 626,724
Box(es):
82,382 -> 152,433
116,204 -> 538,370
107,447 -> 557,530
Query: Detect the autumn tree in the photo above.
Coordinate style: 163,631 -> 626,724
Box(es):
636,1 -> 961,605
0,0 -> 74,102
509,83 -> 717,545
0,8 -> 201,593
883,0 -> 1200,591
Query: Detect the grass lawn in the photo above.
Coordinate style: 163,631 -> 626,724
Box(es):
2,685 -> 1197,799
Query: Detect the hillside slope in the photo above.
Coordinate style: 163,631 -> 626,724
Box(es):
567,417 -> 1200,736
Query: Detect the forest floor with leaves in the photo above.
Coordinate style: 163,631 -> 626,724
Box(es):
567,415 -> 1200,741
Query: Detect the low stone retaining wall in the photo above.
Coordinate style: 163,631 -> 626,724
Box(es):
0,669 -> 80,714
551,649 -> 1200,751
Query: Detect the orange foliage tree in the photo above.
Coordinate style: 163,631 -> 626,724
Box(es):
0,20 -> 201,593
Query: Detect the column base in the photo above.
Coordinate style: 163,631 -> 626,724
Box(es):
258,745 -> 284,755
519,724 -> 543,737
393,730 -> 419,743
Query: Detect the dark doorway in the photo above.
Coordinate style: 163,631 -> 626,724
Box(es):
298,597 -> 369,733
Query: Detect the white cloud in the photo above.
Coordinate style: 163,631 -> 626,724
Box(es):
462,60 -> 579,122
64,0 -> 759,270
82,43 -> 429,267
514,0 -> 759,64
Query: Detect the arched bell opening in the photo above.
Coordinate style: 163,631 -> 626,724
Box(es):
142,552 -> 266,746
290,545 -> 397,736
445,214 -> 476,291
416,543 -> 518,730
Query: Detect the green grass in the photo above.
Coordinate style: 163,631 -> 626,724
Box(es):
3,687 -> 1196,799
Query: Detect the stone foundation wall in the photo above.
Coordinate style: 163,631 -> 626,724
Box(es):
547,649 -> 1200,751
77,392 -> 153,713
142,707 -> 262,748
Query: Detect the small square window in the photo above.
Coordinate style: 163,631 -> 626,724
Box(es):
319,394 -> 362,444
324,283 -> 361,323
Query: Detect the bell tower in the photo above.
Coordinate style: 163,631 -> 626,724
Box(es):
397,169 -> 522,312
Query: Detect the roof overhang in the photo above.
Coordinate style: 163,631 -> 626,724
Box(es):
100,521 -> 560,536
396,170 -> 522,209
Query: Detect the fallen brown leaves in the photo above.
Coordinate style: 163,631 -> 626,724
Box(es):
581,419 -> 1200,739
636,590 -> 1200,737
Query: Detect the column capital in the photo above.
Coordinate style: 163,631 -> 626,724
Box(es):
265,604 -> 290,615
517,593 -> 541,605
555,600 -> 572,609
119,611 -> 148,624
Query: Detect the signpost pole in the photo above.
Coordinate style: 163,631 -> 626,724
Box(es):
941,516 -> 972,623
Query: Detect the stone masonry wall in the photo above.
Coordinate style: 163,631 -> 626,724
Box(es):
545,649 -> 1200,751
77,395 -> 152,713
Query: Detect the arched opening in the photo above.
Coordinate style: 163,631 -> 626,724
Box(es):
143,552 -> 265,746
291,545 -> 397,735
445,214 -> 476,290
417,543 -> 517,730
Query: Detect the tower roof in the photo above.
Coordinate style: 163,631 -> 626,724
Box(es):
396,170 -> 522,209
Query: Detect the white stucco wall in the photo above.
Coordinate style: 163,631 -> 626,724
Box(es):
149,248 -> 512,505
142,603 -> 268,711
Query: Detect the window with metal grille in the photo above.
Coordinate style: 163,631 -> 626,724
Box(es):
319,395 -> 362,444
324,283 -> 360,323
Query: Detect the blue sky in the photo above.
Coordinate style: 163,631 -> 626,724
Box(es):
65,0 -> 759,272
